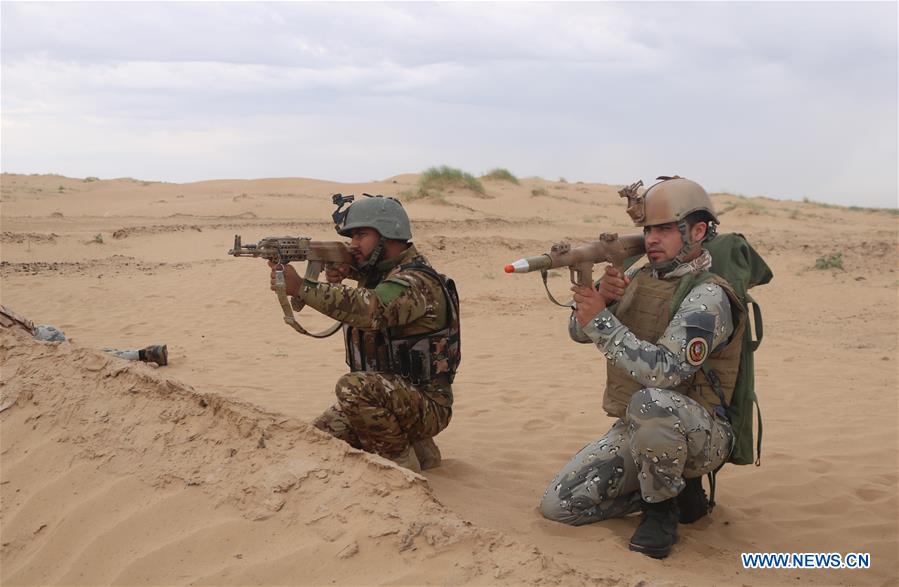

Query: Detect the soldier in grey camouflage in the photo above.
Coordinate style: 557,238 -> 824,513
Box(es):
539,177 -> 746,559
269,195 -> 460,473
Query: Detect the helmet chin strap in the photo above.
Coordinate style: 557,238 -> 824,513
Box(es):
650,220 -> 699,276
356,236 -> 386,274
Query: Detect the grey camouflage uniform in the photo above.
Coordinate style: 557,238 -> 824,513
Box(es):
541,250 -> 735,525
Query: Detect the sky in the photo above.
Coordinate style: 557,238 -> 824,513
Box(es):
1,1 -> 897,208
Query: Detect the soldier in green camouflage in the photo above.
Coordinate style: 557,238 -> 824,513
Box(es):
268,196 -> 460,473
539,177 -> 745,559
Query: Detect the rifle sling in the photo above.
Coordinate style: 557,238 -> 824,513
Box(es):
540,269 -> 575,308
273,265 -> 342,339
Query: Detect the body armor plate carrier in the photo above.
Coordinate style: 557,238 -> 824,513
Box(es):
343,262 -> 461,384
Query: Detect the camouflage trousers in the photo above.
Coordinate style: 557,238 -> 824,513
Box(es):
540,388 -> 733,526
313,372 -> 452,459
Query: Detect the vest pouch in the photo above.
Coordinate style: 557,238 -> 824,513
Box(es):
407,338 -> 431,384
344,325 -> 391,373
375,342 -> 390,372
614,272 -> 675,343
429,332 -> 458,383
344,325 -> 364,371
387,336 -> 432,383
391,341 -> 411,377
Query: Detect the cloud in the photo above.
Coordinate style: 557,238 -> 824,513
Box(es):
1,2 -> 896,207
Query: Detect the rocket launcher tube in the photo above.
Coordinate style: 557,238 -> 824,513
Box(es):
505,232 -> 646,290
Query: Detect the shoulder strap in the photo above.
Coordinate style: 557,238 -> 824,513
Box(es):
747,292 -> 764,351
669,270 -> 715,315
398,260 -> 439,279
398,261 -> 460,322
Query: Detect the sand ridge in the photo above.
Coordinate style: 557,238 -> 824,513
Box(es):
1,325 -> 627,586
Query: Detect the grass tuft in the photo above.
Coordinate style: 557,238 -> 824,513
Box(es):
803,197 -> 898,215
420,166 -> 485,195
814,252 -> 843,270
400,166 -> 488,203
481,168 -> 519,184
719,200 -> 770,216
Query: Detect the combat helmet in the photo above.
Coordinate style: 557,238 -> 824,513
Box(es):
336,194 -> 412,241
619,175 -> 718,272
642,176 -> 718,227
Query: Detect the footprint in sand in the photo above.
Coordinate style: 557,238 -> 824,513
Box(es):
523,419 -> 552,432
854,486 -> 889,502
807,458 -> 833,474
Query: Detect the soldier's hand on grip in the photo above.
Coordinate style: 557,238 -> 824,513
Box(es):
268,261 -> 301,297
597,265 -> 630,303
324,263 -> 351,284
571,284 -> 608,327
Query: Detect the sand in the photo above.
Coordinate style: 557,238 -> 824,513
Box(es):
1,172 -> 896,586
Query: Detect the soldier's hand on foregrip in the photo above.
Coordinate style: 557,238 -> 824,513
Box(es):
268,261 -> 301,297
571,284 -> 607,327
597,265 -> 630,303
324,263 -> 351,284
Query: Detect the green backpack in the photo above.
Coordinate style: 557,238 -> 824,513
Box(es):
675,233 -> 773,466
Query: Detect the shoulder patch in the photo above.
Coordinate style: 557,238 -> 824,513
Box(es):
684,310 -> 716,333
687,337 -> 709,366
373,281 -> 410,306
384,275 -> 414,287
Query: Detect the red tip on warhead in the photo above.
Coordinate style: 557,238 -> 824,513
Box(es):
504,264 -> 515,273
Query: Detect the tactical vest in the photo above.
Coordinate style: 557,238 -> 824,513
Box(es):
603,269 -> 746,419
343,261 -> 461,386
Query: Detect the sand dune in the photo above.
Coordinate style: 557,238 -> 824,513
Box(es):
1,325 -> 610,586
1,172 -> 897,585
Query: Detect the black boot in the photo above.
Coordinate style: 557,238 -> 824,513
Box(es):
629,498 -> 679,559
140,344 -> 168,366
677,476 -> 710,524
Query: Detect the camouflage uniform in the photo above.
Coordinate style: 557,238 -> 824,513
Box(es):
297,244 -> 453,460
540,250 -> 737,525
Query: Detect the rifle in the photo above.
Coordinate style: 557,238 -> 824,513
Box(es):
504,232 -> 645,306
228,235 -> 355,337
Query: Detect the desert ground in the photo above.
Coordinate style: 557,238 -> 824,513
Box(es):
1,171 -> 896,586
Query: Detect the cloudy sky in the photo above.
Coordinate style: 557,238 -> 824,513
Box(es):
2,2 -> 896,207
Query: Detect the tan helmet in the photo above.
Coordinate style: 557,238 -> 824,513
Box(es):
622,176 -> 718,227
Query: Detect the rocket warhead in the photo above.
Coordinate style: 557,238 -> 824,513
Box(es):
505,260 -> 528,273
504,255 -> 551,274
